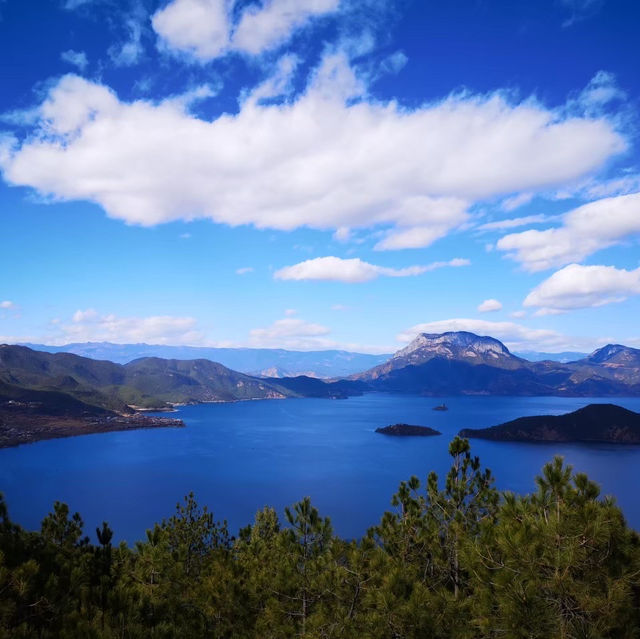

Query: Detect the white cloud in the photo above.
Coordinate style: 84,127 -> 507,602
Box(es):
501,192 -> 533,212
233,0 -> 339,56
425,258 -> 470,270
60,49 -> 88,71
477,214 -> 555,232
247,315 -> 391,352
273,256 -> 469,283
153,0 -> 230,61
284,308 -> 297,316
236,266 -> 254,275
561,0 -> 603,27
61,310 -> 206,345
583,174 -> 640,199
72,308 -> 99,322
510,310 -> 526,318
0,65 -> 626,246
562,70 -> 625,116
396,318 -> 571,352
152,0 -> 338,62
477,298 -> 502,313
109,16 -> 145,67
380,51 -> 408,75
333,226 -> 351,242
523,263 -> 640,313
0,300 -> 14,309
497,192 -> 640,272
373,198 -> 469,250
248,316 -> 331,349
62,0 -> 95,9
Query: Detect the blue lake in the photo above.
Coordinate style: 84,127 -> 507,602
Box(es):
2,394 -> 640,543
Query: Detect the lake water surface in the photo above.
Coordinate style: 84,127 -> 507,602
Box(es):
2,394 -> 640,543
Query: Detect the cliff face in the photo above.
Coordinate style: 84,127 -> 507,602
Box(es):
459,404 -> 640,443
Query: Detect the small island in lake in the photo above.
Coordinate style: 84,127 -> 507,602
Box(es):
433,403 -> 448,411
459,403 -> 640,443
376,423 -> 441,437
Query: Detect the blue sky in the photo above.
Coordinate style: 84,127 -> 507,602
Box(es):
1,0 -> 639,354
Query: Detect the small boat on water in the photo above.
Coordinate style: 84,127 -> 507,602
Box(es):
433,403 -> 448,411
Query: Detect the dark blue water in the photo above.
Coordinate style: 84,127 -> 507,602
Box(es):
2,394 -> 640,543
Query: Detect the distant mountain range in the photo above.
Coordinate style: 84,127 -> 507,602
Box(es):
353,332 -> 640,396
0,345 -> 361,413
4,331 -> 640,424
21,342 -> 390,378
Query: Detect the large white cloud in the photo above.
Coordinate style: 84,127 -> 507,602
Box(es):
523,263 -> 640,313
397,318 -> 571,352
496,192 -> 640,271
274,256 -> 469,282
152,0 -> 339,62
0,61 -> 625,246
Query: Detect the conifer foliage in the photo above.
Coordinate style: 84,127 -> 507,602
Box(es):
1,440 -> 639,638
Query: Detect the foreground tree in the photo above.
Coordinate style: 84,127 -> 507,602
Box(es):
1,441 -> 640,638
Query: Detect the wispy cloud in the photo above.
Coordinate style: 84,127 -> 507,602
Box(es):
561,0 -> 604,27
274,256 -> 469,283
60,49 -> 88,71
497,192 -> 640,272
477,214 -> 556,232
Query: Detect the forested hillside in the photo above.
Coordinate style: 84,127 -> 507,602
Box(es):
1,438 -> 638,638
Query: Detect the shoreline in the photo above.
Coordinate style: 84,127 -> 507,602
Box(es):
0,412 -> 185,449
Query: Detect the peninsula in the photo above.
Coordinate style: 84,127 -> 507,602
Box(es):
0,382 -> 184,448
459,403 -> 640,443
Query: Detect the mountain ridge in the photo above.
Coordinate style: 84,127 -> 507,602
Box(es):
19,342 -> 390,378
355,332 -> 640,396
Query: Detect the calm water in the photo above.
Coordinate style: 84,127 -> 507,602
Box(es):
2,394 -> 640,543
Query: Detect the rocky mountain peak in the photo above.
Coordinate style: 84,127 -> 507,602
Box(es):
393,331 -> 511,362
587,344 -> 640,365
